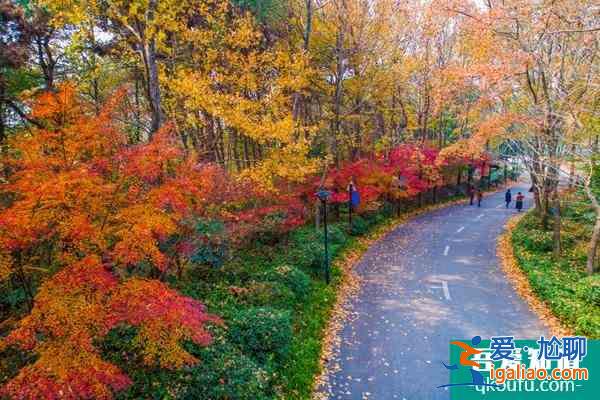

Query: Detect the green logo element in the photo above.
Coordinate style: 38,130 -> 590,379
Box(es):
446,339 -> 600,399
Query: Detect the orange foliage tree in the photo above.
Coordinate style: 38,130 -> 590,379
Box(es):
0,84 -> 223,399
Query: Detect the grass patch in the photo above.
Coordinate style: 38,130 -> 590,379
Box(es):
511,206 -> 600,338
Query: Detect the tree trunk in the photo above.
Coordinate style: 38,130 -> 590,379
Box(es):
304,0 -> 313,50
584,169 -> 600,275
0,91 -> 5,145
331,28 -> 344,166
587,214 -> 600,275
552,191 -> 561,259
232,131 -> 241,172
35,33 -> 56,91
568,144 -> 576,188
142,38 -> 164,135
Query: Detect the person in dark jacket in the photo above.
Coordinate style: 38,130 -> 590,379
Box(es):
468,185 -> 475,206
505,189 -> 512,208
516,192 -> 524,212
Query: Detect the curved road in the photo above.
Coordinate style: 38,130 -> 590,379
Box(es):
321,184 -> 546,399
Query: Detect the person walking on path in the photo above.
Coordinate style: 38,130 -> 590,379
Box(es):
516,192 -> 524,212
468,185 -> 475,206
505,189 -> 512,208
477,188 -> 483,207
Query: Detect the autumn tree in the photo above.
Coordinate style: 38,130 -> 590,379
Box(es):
0,85 -> 224,398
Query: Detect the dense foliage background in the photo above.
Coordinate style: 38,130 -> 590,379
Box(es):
0,0 -> 598,399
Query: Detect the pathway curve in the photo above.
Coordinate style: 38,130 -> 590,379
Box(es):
321,184 -> 547,399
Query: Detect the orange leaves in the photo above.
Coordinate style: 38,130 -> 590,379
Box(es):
0,86 -> 225,398
29,83 -> 81,123
111,204 -> 176,271
1,257 -> 126,399
1,353 -> 131,400
0,251 -> 11,281
1,85 -> 215,274
106,279 -> 222,369
4,256 -> 116,351
1,256 -> 220,399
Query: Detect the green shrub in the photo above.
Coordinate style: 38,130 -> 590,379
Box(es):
266,265 -> 311,300
182,342 -> 273,400
518,213 -> 542,230
242,281 -> 296,307
320,224 -> 347,246
520,230 -> 554,252
380,201 -> 395,217
101,326 -> 183,400
576,313 -> 600,337
287,228 -> 322,270
559,220 -> 586,248
513,208 -> 600,339
254,211 -> 289,245
575,275 -> 600,307
288,240 -> 322,270
228,307 -> 292,362
0,286 -> 28,312
0,345 -> 35,388
183,218 -> 228,268
350,215 -> 369,236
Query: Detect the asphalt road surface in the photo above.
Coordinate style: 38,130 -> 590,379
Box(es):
321,184 -> 547,399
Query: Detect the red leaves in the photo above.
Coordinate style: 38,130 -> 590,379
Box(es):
0,86 -> 223,399
1,256 -> 129,400
310,144 -> 457,209
1,257 -> 220,399
117,124 -> 183,184
387,144 -> 442,195
106,279 -> 222,368
1,359 -> 131,400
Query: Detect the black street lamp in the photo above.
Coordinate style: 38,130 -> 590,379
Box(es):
316,188 -> 331,284
347,181 -> 355,232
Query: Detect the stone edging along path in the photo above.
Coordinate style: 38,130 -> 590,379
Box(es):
310,193 -> 493,399
496,211 -> 572,337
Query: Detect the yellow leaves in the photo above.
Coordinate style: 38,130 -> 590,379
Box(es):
164,6 -> 315,188
226,13 -> 261,49
134,323 -> 198,368
441,112 -> 525,159
240,141 -> 319,192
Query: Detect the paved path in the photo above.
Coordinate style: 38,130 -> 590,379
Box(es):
322,184 -> 546,399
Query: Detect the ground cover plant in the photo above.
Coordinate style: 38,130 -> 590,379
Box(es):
511,191 -> 600,338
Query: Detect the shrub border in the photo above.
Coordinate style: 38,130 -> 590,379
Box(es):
496,211 -> 572,337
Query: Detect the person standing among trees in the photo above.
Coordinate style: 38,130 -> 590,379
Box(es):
468,184 -> 475,206
477,188 -> 483,207
505,189 -> 512,208
516,192 -> 525,212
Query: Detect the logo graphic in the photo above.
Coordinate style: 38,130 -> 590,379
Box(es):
437,336 -> 597,399
438,335 -> 501,388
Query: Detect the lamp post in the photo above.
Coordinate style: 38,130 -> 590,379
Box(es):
347,183 -> 353,231
348,179 -> 358,232
316,188 -> 331,284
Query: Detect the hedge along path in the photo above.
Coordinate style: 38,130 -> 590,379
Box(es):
311,193 -> 493,400
497,212 -> 572,337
